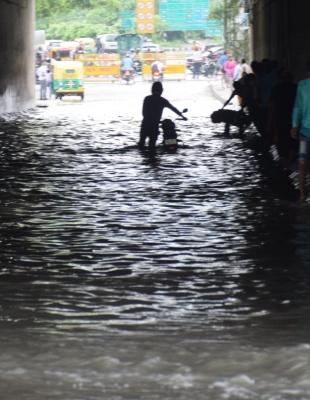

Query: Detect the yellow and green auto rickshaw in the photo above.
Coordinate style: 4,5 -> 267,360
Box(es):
75,38 -> 95,54
49,41 -> 80,60
52,61 -> 84,100
49,46 -> 72,61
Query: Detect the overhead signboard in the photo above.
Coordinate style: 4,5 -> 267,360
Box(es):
121,11 -> 136,30
136,0 -> 155,34
205,20 -> 223,37
160,0 -> 209,31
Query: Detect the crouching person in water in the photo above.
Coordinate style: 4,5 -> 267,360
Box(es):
138,82 -> 187,152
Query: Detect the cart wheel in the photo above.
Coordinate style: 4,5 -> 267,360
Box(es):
80,93 -> 84,100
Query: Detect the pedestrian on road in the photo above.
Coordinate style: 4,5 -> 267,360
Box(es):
192,41 -> 201,51
291,60 -> 310,202
233,59 -> 242,82
223,55 -> 237,90
219,52 -> 228,89
36,60 -> 48,100
138,82 -> 187,153
95,38 -> 102,54
192,47 -> 202,79
46,68 -> 54,99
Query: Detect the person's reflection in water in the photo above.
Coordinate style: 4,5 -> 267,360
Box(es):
138,82 -> 187,154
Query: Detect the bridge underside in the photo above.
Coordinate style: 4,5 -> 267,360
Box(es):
0,0 -> 35,114
251,0 -> 310,81
0,0 -> 310,113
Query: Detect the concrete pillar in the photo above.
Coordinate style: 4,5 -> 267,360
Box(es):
0,0 -> 35,114
251,0 -> 310,80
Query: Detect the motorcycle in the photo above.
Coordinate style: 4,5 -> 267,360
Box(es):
203,60 -> 216,78
152,69 -> 162,82
161,108 -> 188,152
122,70 -> 134,84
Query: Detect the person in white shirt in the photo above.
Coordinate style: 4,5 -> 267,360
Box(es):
36,60 -> 48,100
151,60 -> 164,73
233,59 -> 242,82
192,48 -> 202,79
46,69 -> 53,99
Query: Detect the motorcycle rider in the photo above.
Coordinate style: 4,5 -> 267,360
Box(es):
151,59 -> 164,80
138,82 -> 187,152
121,52 -> 134,77
131,48 -> 142,74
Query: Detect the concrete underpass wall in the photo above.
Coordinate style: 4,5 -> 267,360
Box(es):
0,0 -> 35,114
251,0 -> 310,81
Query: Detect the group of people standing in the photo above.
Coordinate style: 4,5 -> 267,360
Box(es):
219,52 -> 252,90
220,55 -> 310,202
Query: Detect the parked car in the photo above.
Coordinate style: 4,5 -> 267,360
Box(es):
97,34 -> 119,53
206,46 -> 224,61
45,39 -> 63,48
204,44 -> 222,52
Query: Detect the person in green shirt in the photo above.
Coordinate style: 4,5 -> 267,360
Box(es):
291,60 -> 310,202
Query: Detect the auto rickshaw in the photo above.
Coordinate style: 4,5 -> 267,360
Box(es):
50,41 -> 80,60
52,61 -> 84,100
49,46 -> 72,61
75,38 -> 95,54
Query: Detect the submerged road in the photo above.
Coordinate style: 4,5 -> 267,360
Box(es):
0,80 -> 310,399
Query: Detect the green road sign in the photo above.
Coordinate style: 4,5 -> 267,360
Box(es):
121,11 -> 136,30
205,19 -> 223,37
205,28 -> 223,37
160,0 -> 209,31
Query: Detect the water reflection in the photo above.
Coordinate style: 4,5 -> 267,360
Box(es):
0,99 -> 310,399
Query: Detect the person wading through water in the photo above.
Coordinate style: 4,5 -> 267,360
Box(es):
138,82 -> 187,153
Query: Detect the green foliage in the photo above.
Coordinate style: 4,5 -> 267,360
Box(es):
208,0 -> 249,59
36,0 -> 203,45
46,21 -> 121,40
36,0 -> 133,39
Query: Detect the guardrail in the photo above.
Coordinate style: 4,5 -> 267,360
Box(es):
139,53 -> 187,81
75,54 -> 121,81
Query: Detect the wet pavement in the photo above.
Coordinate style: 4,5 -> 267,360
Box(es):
1,81 -> 310,399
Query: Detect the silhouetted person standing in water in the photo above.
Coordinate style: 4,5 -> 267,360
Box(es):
138,82 -> 187,151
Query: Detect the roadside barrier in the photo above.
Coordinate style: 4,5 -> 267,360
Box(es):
140,52 -> 187,81
75,53 -> 121,82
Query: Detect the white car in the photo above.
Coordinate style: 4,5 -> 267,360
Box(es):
142,43 -> 162,53
98,34 -> 119,53
45,39 -> 63,49
208,46 -> 224,54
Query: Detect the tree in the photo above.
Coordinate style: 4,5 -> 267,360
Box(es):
36,0 -> 115,19
209,0 -> 249,59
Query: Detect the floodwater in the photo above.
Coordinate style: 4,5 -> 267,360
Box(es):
0,81 -> 310,399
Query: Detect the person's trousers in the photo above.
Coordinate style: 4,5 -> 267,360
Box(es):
47,82 -> 53,98
193,62 -> 200,77
40,80 -> 47,99
138,123 -> 159,150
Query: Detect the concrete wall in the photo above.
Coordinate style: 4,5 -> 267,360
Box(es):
251,0 -> 310,81
0,0 -> 35,114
